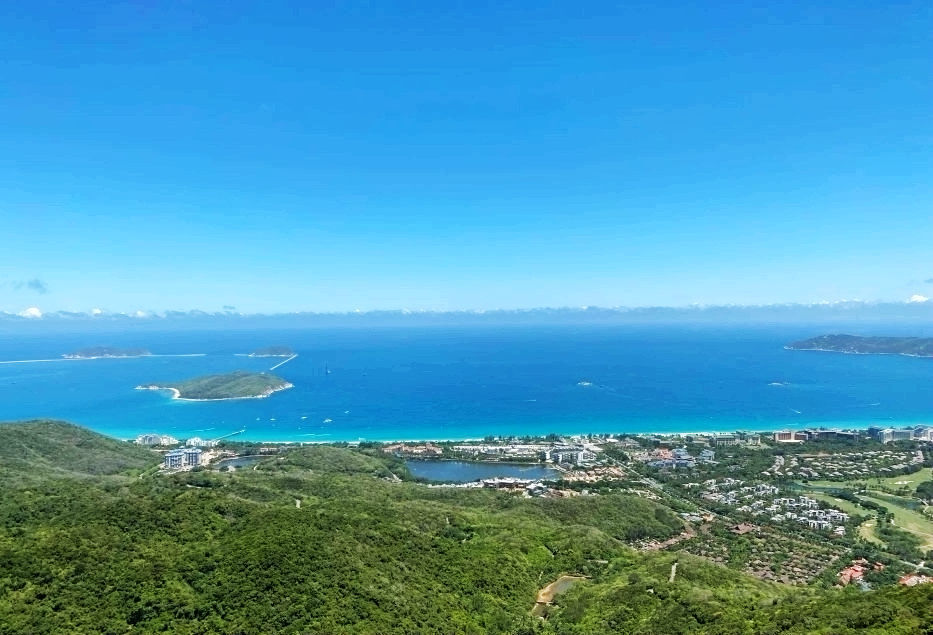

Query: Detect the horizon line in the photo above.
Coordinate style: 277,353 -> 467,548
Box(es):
2,297 -> 931,322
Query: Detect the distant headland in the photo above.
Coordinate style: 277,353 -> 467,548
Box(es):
786,335 -> 933,357
248,346 -> 295,358
136,370 -> 294,401
63,346 -> 151,359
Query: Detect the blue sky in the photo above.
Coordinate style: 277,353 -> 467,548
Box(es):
1,1 -> 931,314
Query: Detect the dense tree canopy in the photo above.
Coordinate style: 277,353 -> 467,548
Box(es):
1,421 -> 932,633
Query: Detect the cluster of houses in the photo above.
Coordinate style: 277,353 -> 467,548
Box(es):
633,432 -> 760,448
382,443 -> 443,457
899,573 -> 933,586
560,466 -> 629,483
445,442 -> 599,466
429,477 -> 581,499
764,497 -> 849,535
691,479 -> 848,535
636,447 -> 716,469
763,449 -> 923,480
838,559 -> 885,586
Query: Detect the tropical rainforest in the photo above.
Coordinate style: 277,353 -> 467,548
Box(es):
1,420 -> 931,634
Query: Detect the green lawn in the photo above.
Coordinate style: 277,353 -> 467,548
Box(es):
859,493 -> 933,550
803,491 -> 883,545
804,491 -> 862,515
802,471 -> 930,495
858,518 -> 883,545
799,484 -> 933,550
868,472 -> 931,492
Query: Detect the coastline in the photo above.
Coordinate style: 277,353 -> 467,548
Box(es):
784,346 -> 933,358
135,382 -> 294,402
109,419 -> 933,445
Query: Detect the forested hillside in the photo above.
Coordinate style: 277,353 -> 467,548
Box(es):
0,419 -> 158,484
1,421 -> 931,633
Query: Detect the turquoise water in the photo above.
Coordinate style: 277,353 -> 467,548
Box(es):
0,326 -> 930,441
405,460 -> 559,482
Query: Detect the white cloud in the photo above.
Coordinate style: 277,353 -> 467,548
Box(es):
91,308 -> 103,315
18,306 -> 42,318
908,294 -> 930,303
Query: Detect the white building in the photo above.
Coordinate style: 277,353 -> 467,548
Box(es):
137,433 -> 178,446
164,447 -> 203,470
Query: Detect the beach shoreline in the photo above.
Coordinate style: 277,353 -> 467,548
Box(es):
135,382 -> 294,402
110,421 -> 933,445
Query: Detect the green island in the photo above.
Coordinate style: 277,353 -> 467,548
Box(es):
2,420 -> 933,633
136,370 -> 293,401
248,346 -> 295,357
63,346 -> 151,359
787,334 -> 933,357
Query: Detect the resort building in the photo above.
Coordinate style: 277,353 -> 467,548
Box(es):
549,447 -> 597,466
164,449 -> 185,469
137,433 -> 179,446
877,428 -> 913,444
163,447 -> 203,470
712,434 -> 738,447
773,430 -> 807,443
183,448 -> 203,467
186,437 -> 218,448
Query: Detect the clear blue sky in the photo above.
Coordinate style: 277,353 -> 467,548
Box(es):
1,1 -> 931,314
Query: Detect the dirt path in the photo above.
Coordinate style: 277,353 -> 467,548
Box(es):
532,575 -> 587,617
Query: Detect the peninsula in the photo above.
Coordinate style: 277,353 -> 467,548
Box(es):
136,370 -> 293,401
248,346 -> 295,357
786,334 -> 933,357
63,346 -> 151,359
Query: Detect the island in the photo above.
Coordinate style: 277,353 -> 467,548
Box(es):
63,346 -> 151,359
248,346 -> 295,357
136,370 -> 293,401
786,334 -> 933,357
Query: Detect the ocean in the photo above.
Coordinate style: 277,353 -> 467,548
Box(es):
0,325 -> 930,442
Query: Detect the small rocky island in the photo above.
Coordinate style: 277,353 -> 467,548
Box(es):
248,346 -> 295,357
63,346 -> 151,359
786,335 -> 933,357
136,371 -> 293,401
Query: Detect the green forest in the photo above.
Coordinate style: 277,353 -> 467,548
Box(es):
1,421 -> 932,634
141,370 -> 292,400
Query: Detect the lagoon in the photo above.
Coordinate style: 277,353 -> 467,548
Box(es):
215,455 -> 266,469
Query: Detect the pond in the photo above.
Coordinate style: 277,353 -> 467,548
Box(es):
405,459 -> 559,483
214,455 -> 267,469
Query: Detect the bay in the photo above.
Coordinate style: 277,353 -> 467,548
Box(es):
0,325 -> 930,442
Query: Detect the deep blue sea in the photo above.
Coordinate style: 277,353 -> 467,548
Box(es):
0,325 -> 930,442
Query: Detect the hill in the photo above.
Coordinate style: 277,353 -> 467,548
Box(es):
0,420 -> 159,483
787,334 -> 933,357
1,423 -> 933,633
136,370 -> 293,400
